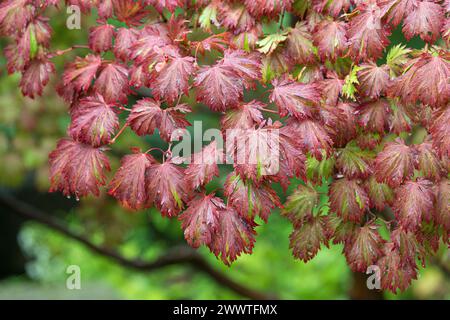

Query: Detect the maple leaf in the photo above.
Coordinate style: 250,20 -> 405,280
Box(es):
28,16 -> 52,47
108,151 -> 155,210
430,108 -> 450,158
443,17 -> 450,44
224,173 -> 281,222
218,2 -> 255,34
62,54 -> 102,92
257,32 -> 288,55
273,126 -> 307,190
208,206 -> 257,266
146,0 -> 185,13
329,178 -> 369,223
20,58 -> 55,99
282,184 -> 319,227
344,223 -> 384,272
415,141 -> 444,181
194,64 -> 242,112
319,71 -> 344,107
435,179 -> 450,233
261,49 -> 290,83
347,2 -> 390,61
179,193 -> 225,248
128,30 -> 173,66
191,32 -> 231,55
221,49 -> 262,89
98,0 -> 113,19
391,228 -> 420,267
151,55 -> 196,104
393,179 -> 435,232
244,0 -> 293,18
365,176 -> 394,211
93,63 -> 129,104
336,142 -> 374,179
374,138 -> 415,187
146,160 -> 190,217
49,138 -> 110,198
357,99 -> 391,134
388,102 -> 414,135
89,24 -> 114,53
386,44 -> 411,76
328,215 -> 357,245
289,216 -> 329,263
284,22 -> 316,65
69,94 -> 119,147
233,25 -> 263,51
270,75 -> 321,120
227,123 -> 282,182
378,0 -> 418,27
378,243 -> 418,293
357,63 -> 390,98
127,98 -> 191,142
114,0 -> 150,27
199,4 -> 218,31
0,0 -> 33,34
286,119 -> 333,160
402,1 -> 444,43
313,20 -> 347,62
342,65 -> 362,100
114,28 -> 139,61
221,100 -> 264,130
186,141 -> 223,189
321,102 -> 358,148
312,0 -> 352,17
390,53 -> 450,108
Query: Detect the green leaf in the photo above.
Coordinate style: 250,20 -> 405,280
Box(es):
282,184 -> 319,225
342,64 -> 361,100
257,32 -> 288,54
199,4 -> 217,31
29,27 -> 38,59
306,153 -> 335,183
336,142 -> 374,178
386,44 -> 411,77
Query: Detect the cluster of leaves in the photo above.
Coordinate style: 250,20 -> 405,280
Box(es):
1,0 -> 449,293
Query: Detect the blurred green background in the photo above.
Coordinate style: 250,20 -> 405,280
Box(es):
0,7 -> 449,300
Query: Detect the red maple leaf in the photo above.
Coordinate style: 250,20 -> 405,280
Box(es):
289,216 -> 329,262
89,24 -> 114,53
270,75 -> 321,120
186,141 -> 223,189
374,138 -> 416,187
146,159 -> 190,217
49,138 -> 110,198
208,206 -> 257,266
94,63 -> 129,103
329,178 -> 369,223
393,179 -> 435,232
108,151 -> 155,210
127,98 -> 191,142
69,93 -> 119,147
179,193 -> 225,248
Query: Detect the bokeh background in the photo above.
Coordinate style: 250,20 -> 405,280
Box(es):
0,6 -> 449,300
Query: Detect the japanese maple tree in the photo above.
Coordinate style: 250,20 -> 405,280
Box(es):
1,0 -> 449,293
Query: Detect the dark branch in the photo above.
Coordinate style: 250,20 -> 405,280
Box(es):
0,191 -> 276,300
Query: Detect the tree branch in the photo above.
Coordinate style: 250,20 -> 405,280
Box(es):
0,191 -> 276,300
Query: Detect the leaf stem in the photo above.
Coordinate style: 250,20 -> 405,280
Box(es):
260,107 -> 279,115
48,45 -> 90,58
110,124 -> 129,144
